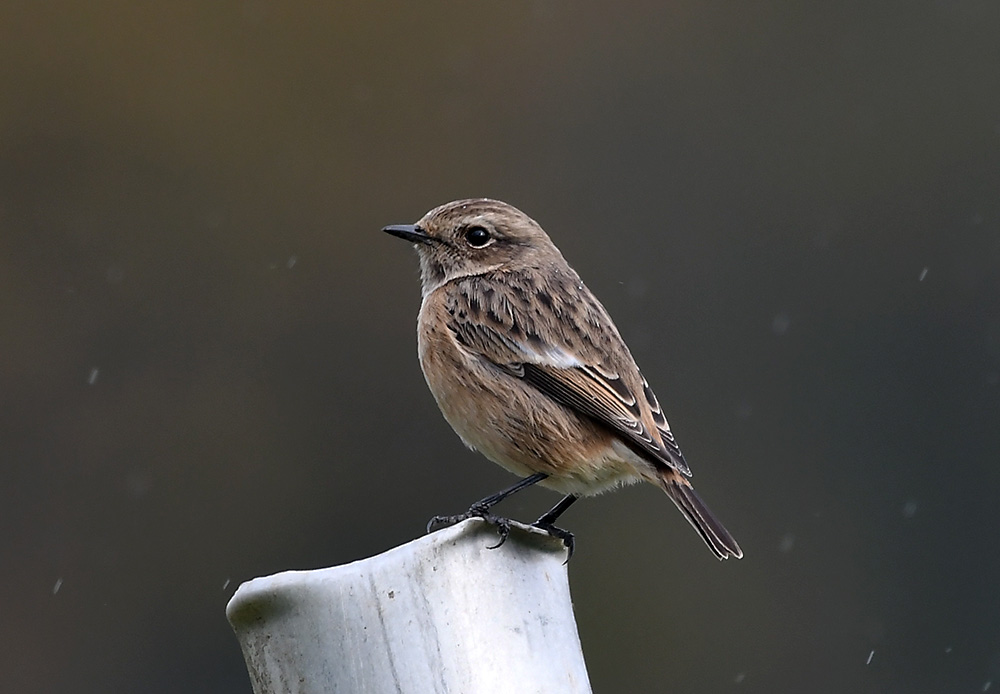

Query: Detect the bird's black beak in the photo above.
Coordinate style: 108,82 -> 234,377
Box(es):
382,224 -> 432,244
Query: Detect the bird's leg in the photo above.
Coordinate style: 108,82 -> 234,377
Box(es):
427,472 -> 549,549
533,494 -> 579,560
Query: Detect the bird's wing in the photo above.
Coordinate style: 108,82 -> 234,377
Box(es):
445,273 -> 690,475
639,374 -> 688,474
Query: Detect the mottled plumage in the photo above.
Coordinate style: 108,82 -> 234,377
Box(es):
384,198 -> 742,560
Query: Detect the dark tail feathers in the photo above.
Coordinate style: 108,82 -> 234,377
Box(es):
661,470 -> 743,560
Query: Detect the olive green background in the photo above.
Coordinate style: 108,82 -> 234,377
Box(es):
3,2 -> 999,692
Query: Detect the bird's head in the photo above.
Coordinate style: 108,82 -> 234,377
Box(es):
383,198 -> 564,295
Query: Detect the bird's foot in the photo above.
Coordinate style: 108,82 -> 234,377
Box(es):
532,521 -> 575,562
426,504 -> 512,550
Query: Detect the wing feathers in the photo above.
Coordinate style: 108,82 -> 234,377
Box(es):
445,274 -> 690,475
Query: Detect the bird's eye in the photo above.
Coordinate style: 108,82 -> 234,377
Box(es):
464,226 -> 492,248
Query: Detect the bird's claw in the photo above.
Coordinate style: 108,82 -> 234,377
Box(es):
426,505 -> 513,550
532,521 -> 575,562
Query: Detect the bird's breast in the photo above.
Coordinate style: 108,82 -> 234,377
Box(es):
416,293 -> 645,496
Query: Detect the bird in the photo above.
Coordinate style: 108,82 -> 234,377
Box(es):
383,198 -> 742,560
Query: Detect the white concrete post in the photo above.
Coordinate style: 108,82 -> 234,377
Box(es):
226,518 -> 593,694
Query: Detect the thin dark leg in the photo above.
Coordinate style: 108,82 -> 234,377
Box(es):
535,494 -> 578,525
467,472 -> 549,511
427,473 -> 549,548
533,494 -> 579,561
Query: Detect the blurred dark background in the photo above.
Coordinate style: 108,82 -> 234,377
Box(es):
2,1 -> 999,692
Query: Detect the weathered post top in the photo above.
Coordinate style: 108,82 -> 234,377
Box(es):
227,519 -> 592,694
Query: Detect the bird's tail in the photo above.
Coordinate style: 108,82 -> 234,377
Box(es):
660,469 -> 743,560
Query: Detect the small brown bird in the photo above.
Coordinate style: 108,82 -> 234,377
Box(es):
384,199 -> 742,560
